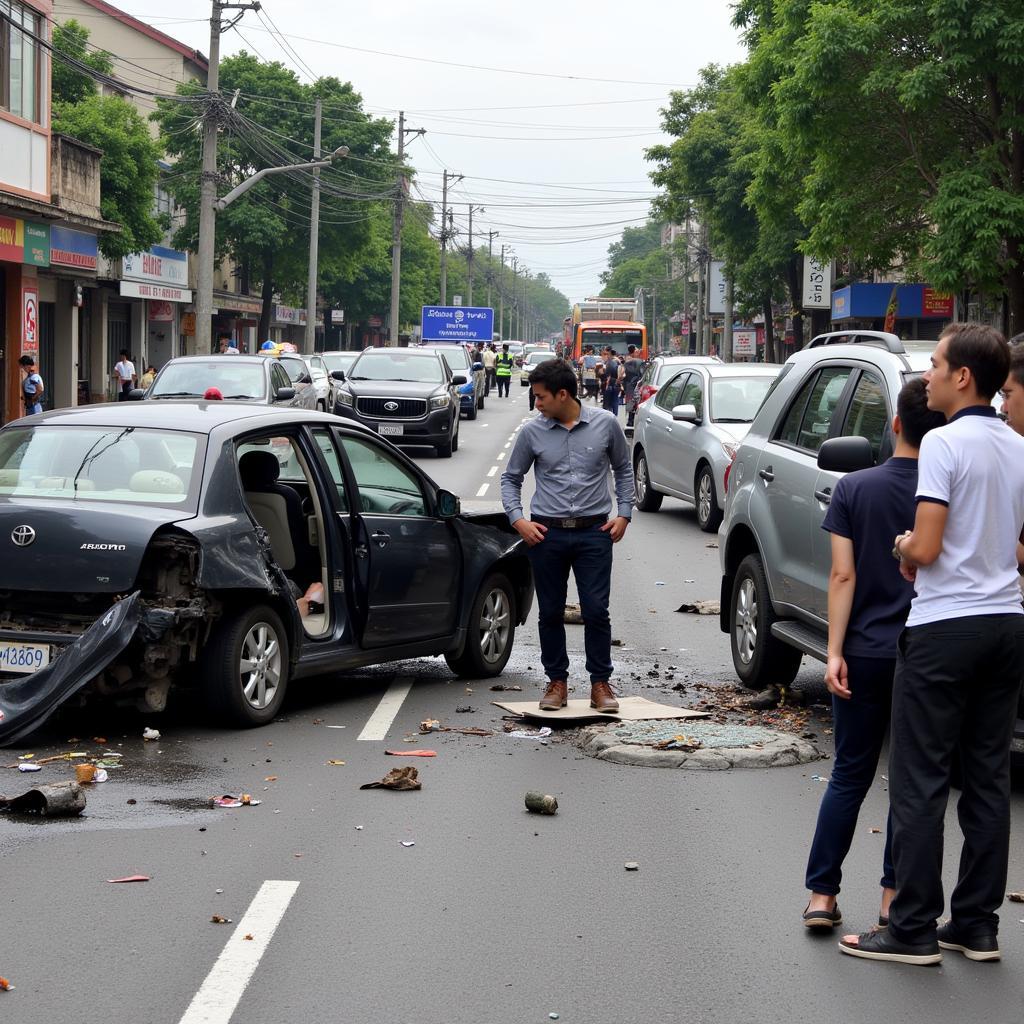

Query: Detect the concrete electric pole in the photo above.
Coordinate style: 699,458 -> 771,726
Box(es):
439,169 -> 463,305
388,112 -> 424,346
486,230 -> 498,309
303,94 -> 321,354
466,205 -> 483,306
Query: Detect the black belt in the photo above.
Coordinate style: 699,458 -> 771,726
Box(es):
533,514 -> 606,530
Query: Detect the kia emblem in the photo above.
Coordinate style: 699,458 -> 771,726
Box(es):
384,401 -> 400,412
11,525 -> 36,547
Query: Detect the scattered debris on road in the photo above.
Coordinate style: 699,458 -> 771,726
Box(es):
869,828 -> 882,834
385,749 -> 436,757
0,780 -> 86,816
509,726 -> 553,740
326,760 -> 346,766
400,841 -> 416,847
675,600 -> 720,615
210,915 -> 232,924
525,791 -> 558,815
142,727 -> 160,741
17,763 -> 40,773
107,875 -> 150,883
454,705 -> 475,713
210,794 -> 261,807
490,684 -> 522,691
652,734 -> 702,751
0,976 -> 12,991
360,766 -> 421,791
1008,892 -> 1024,903
624,862 -> 639,871
563,603 -> 583,624
420,718 -> 441,733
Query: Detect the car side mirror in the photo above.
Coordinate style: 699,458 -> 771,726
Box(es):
437,489 -> 461,519
274,386 -> 296,401
331,369 -> 346,381
128,388 -> 145,401
671,404 -> 699,423
451,374 -> 467,386
472,362 -> 484,371
817,435 -> 874,472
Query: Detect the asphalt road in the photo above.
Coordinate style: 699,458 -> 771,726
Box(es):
3,386 -> 1024,1024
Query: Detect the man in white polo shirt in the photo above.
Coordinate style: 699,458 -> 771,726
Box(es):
840,323 -> 1024,966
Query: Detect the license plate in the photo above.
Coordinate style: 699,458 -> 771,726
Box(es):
379,423 -> 404,436
0,641 -> 50,674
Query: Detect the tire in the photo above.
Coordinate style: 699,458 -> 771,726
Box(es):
633,448 -> 663,512
730,553 -> 803,690
695,463 -> 722,533
467,401 -> 478,421
202,604 -> 290,727
452,421 -> 460,452
445,572 -> 516,677
437,435 -> 453,457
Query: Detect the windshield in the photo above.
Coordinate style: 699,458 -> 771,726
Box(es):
349,352 -> 444,383
581,328 -> 643,356
150,361 -> 266,400
526,352 -> 551,366
0,425 -> 203,508
423,345 -> 470,371
711,377 -> 777,423
322,352 -> 356,373
279,357 -> 309,384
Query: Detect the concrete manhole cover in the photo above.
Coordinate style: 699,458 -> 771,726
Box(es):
578,720 -> 820,769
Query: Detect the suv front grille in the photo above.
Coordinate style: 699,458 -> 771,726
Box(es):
356,397 -> 427,419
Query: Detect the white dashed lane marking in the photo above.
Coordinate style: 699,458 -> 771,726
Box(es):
487,466 -> 498,478
476,484 -> 490,497
357,677 -> 415,741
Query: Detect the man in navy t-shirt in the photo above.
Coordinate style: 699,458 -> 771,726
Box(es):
803,378 -> 945,931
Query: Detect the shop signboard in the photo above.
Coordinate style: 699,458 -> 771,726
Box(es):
921,288 -> 954,318
274,304 -> 306,325
120,280 -> 191,302
801,255 -> 831,310
123,245 -> 187,286
23,222 -> 49,267
148,300 -> 175,322
50,226 -> 98,270
22,284 -> 38,355
181,312 -> 196,336
733,328 -> 757,357
708,262 -> 727,314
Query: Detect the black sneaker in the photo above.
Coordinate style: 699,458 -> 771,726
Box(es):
937,920 -> 1000,962
838,929 -> 942,965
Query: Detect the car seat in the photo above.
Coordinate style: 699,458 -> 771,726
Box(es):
239,450 -> 305,571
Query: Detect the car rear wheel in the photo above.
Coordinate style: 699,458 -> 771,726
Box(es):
633,449 -> 663,512
203,604 -> 290,726
445,573 -> 516,677
730,553 -> 802,690
467,400 -> 478,421
695,463 -> 722,533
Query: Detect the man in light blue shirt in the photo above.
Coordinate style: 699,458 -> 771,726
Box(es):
501,359 -> 634,713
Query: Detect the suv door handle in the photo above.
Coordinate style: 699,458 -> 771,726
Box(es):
758,466 -> 774,482
371,531 -> 391,548
814,487 -> 832,505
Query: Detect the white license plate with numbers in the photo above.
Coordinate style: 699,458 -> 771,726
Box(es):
0,641 -> 50,674
379,424 -> 404,436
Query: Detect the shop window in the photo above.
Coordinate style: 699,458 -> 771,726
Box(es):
0,0 -> 43,124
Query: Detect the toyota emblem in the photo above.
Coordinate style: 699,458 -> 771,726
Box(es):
11,525 -> 36,547
383,401 -> 400,412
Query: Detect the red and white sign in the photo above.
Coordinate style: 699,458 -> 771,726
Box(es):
147,300 -> 174,322
733,328 -> 756,357
120,280 -> 191,303
921,288 -> 954,318
22,285 -> 38,355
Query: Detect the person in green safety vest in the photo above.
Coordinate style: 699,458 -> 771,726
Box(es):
495,343 -> 515,397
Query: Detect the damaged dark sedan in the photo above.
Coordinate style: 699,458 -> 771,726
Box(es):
0,403 -> 533,744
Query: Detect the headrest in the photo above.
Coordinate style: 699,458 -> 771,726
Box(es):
239,450 -> 280,488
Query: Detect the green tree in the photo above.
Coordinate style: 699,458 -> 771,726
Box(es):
154,53 -> 395,340
51,20 -> 164,259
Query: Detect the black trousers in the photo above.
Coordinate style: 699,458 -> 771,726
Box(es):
888,614 -> 1024,943
496,374 -> 510,397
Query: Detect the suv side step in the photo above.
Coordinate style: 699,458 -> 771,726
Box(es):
770,620 -> 828,662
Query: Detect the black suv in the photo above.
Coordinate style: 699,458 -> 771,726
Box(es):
332,349 -> 463,457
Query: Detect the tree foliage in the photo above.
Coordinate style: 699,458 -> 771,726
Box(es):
51,20 -> 164,260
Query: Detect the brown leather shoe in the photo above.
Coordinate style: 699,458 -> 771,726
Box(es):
539,680 -> 567,710
590,682 -> 619,713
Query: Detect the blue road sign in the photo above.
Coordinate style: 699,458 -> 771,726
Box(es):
421,305 -> 494,343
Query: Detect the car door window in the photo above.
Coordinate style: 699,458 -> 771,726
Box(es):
776,367 -> 853,452
340,437 -> 427,516
311,428 -> 348,511
271,364 -> 291,393
679,374 -> 704,418
655,372 -> 687,411
840,372 -> 889,463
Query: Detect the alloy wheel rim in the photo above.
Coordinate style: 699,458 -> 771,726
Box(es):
636,458 -> 648,501
479,589 -> 511,665
239,622 -> 282,709
735,578 -> 758,665
698,472 -> 712,524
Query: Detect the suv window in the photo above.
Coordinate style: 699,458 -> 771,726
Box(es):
340,437 -> 427,517
777,366 -> 853,452
841,372 -> 889,463
270,363 -> 291,392
655,372 -> 687,411
679,373 -> 704,418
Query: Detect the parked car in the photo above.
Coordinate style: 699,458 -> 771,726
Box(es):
520,349 -> 554,385
628,354 -> 724,423
0,402 -> 534,743
300,353 -> 331,412
333,348 -> 463,457
419,343 -> 486,418
505,341 -> 526,366
136,355 -> 313,408
321,351 -> 359,411
632,363 -> 781,532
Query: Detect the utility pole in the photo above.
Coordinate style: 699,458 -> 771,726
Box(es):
388,112 -> 424,346
651,284 -> 657,350
723,275 -> 733,362
696,252 -> 706,357
439,169 -> 462,305
486,230 -> 498,309
303,94 -> 322,354
466,205 -> 483,306
511,256 -> 519,340
196,0 -> 260,354
498,245 -> 506,340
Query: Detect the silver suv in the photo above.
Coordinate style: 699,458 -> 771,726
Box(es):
718,331 -> 933,689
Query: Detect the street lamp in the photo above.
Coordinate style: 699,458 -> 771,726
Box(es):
214,146 -> 349,211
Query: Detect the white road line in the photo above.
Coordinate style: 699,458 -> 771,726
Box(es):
497,452 -> 506,461
357,677 -> 414,741
481,423 -> 489,427
177,880 -> 300,1024
487,466 -> 498,477
476,483 -> 490,497
504,442 -> 511,449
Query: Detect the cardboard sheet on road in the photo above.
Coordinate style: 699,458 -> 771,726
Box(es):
492,696 -> 709,723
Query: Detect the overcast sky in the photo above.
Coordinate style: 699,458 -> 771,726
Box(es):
70,0 -> 747,303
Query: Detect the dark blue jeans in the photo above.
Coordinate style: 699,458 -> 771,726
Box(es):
527,525 -> 613,684
805,655 -> 896,897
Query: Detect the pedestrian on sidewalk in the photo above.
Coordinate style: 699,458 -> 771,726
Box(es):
112,349 -> 137,401
501,359 -> 634,714
582,347 -> 599,401
482,343 -> 496,396
803,378 -> 944,933
840,323 -> 1024,966
18,355 -> 44,414
999,344 -> 1024,569
601,347 -> 623,416
495,343 -> 514,397
622,345 -> 645,428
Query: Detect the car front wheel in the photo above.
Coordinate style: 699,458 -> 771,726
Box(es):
730,553 -> 802,690
695,463 -> 722,533
633,449 -> 663,512
445,573 -> 516,677
202,604 -> 290,726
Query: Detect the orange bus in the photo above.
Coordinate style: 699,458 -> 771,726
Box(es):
565,298 -> 648,362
